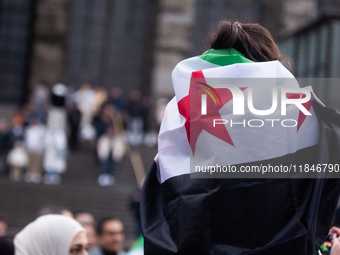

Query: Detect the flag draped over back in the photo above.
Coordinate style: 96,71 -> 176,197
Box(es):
141,49 -> 340,255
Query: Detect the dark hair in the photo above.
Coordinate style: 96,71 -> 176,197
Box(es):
96,217 -> 121,235
210,20 -> 288,64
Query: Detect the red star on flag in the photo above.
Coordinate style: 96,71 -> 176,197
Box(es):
178,70 -> 246,155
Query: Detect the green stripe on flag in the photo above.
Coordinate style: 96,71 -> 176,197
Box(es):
129,235 -> 144,251
197,48 -> 253,66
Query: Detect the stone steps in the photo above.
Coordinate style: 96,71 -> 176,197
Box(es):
0,140 -> 158,247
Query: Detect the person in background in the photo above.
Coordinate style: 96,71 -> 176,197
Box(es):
96,126 -> 119,187
47,83 -> 68,130
89,217 -> 125,255
30,83 -> 50,123
125,90 -> 144,146
140,95 -> 156,147
14,214 -> 88,255
108,87 -> 124,113
44,83 -> 69,185
93,104 -> 114,141
75,212 -> 98,252
7,140 -> 29,182
8,110 -> 25,151
84,224 -> 97,252
43,125 -> 68,185
68,99 -> 81,151
21,104 -> 35,128
73,83 -> 96,141
92,86 -> 108,118
24,116 -> 46,183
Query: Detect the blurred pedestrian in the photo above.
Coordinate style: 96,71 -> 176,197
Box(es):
93,104 -> 114,140
67,101 -> 81,151
75,212 -> 97,252
92,86 -> 108,117
97,126 -> 125,186
140,95 -> 156,147
43,126 -> 67,185
30,83 -> 50,123
89,217 -> 125,255
108,87 -> 124,112
125,90 -> 144,146
73,83 -> 96,140
7,140 -> 28,182
47,83 -> 68,130
24,117 -> 46,183
8,110 -> 25,151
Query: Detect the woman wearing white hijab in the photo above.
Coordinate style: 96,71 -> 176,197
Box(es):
14,214 -> 88,255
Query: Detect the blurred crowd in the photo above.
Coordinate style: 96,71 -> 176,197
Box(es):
1,205 -> 340,254
0,82 -> 168,186
0,205 -> 142,255
0,82 -> 166,254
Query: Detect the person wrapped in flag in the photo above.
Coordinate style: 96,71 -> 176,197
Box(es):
141,20 -> 340,255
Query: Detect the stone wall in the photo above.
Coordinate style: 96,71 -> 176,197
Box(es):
27,0 -> 330,100
281,0 -> 318,36
29,0 -> 69,90
151,0 -> 195,98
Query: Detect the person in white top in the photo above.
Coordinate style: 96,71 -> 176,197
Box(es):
24,117 -> 46,183
96,126 -> 125,186
43,126 -> 68,185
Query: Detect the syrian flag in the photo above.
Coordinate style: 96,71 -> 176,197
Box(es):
141,49 -> 340,255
